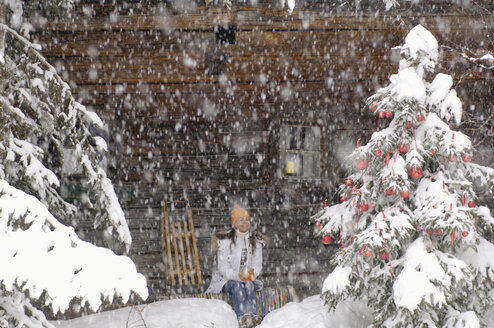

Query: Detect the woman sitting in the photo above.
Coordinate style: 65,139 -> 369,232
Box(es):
206,204 -> 268,328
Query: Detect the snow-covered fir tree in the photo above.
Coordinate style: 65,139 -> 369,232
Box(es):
0,1 -> 148,326
312,25 -> 494,327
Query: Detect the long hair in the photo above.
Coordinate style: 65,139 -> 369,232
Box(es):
214,228 -> 268,254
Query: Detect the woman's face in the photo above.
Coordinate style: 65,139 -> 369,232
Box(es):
236,217 -> 251,233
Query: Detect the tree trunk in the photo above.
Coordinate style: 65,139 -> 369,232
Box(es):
0,1 -> 6,64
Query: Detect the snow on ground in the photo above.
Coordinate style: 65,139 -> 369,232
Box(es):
52,295 -> 373,328
52,293 -> 494,328
52,298 -> 238,328
258,295 -> 372,328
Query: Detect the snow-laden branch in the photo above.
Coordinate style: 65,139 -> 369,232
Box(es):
0,23 -> 59,78
0,179 -> 148,315
0,22 -> 131,252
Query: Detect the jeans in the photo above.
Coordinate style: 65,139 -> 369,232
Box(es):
222,280 -> 256,317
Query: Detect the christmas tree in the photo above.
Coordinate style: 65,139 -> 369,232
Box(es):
312,25 -> 494,327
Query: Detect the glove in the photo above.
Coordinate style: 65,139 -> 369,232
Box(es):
248,268 -> 255,282
238,272 -> 250,282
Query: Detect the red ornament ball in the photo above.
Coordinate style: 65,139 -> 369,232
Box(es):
380,252 -> 389,260
340,195 -> 347,202
462,231 -> 469,237
373,149 -> 382,157
359,248 -> 365,255
417,114 -> 425,122
364,250 -> 372,257
370,104 -> 378,112
385,111 -> 393,118
406,121 -> 413,129
409,167 -> 423,179
448,154 -> 457,162
322,235 -> 332,245
463,155 -> 472,162
401,190 -> 410,199
468,201 -> 476,208
356,159 -> 368,170
359,203 -> 369,212
378,111 -> 386,119
397,143 -> 410,153
436,230 -> 443,236
345,178 -> 353,186
426,229 -> 433,235
315,221 -> 321,227
386,189 -> 394,196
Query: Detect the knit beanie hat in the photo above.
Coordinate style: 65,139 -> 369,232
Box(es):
230,204 -> 250,226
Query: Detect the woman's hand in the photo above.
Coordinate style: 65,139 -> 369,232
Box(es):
248,268 -> 255,282
238,272 -> 250,282
238,268 -> 255,282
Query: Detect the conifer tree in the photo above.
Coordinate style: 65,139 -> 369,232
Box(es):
1,0 -> 131,254
313,25 -> 494,327
0,1 -> 147,326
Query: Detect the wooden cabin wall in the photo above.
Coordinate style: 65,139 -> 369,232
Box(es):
36,2 -> 493,300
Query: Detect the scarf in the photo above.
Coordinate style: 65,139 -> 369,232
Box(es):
235,229 -> 249,273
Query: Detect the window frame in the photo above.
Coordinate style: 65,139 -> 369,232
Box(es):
278,124 -> 321,179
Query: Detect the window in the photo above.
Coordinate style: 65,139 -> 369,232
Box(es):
279,125 -> 320,178
215,25 -> 236,45
205,25 -> 236,76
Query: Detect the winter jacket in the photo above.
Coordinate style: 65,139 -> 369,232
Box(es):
206,231 -> 267,293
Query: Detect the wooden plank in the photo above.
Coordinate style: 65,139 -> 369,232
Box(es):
174,220 -> 187,285
187,200 -> 203,286
42,28 -> 403,60
182,219 -> 196,285
164,203 -> 179,286
40,56 -> 396,84
159,201 -> 170,287
44,7 -> 494,33
66,74 -> 490,107
170,219 -> 183,285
